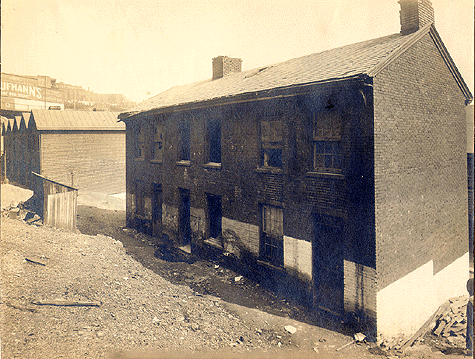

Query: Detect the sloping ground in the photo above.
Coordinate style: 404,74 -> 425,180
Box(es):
1,217 -> 276,358
1,183 -> 471,358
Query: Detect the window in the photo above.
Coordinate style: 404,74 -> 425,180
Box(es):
313,113 -> 342,172
178,121 -> 190,161
260,205 -> 284,267
261,121 -> 283,168
135,126 -> 145,159
207,194 -> 222,239
151,124 -> 163,162
206,120 -> 221,163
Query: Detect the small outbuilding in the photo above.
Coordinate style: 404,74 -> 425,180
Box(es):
3,109 -> 125,194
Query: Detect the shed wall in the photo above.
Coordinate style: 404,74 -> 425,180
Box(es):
40,131 -> 125,194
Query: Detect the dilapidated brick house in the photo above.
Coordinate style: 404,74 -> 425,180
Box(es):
119,0 -> 473,339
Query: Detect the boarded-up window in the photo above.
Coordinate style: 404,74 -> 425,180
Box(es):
151,124 -> 163,162
261,121 -> 283,168
260,204 -> 284,266
313,113 -> 342,172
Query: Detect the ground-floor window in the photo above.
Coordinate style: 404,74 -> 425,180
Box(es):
260,204 -> 284,267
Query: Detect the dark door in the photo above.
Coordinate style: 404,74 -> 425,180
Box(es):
152,183 -> 162,237
179,188 -> 191,245
313,213 -> 344,314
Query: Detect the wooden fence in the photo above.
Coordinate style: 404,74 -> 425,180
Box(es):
31,172 -> 78,231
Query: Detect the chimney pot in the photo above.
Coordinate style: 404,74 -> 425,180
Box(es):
212,56 -> 242,80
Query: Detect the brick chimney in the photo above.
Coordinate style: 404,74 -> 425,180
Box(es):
399,0 -> 434,35
212,56 -> 242,80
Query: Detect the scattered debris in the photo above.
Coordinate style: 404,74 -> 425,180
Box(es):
336,333 -> 366,351
284,325 -> 297,334
32,300 -> 101,307
25,257 -> 47,266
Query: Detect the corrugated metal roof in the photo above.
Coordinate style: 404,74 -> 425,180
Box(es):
31,110 -> 125,131
123,29 -> 424,117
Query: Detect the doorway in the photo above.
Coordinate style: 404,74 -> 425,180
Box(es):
313,213 -> 344,314
179,188 -> 191,245
152,183 -> 162,237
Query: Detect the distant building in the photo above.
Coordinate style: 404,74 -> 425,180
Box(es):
120,0 -> 472,340
1,73 -> 135,115
3,110 -> 125,194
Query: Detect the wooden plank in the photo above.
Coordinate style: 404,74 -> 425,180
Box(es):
32,300 -> 100,307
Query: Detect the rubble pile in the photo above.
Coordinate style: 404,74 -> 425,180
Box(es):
1,202 -> 42,226
431,296 -> 469,345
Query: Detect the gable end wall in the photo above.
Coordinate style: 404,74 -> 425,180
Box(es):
373,32 -> 469,337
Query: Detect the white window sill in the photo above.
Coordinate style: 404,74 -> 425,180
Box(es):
255,167 -> 283,175
306,171 -> 344,180
176,160 -> 191,167
203,162 -> 222,170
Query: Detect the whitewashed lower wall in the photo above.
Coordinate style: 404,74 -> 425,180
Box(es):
221,217 -> 259,255
376,252 -> 469,339
283,236 -> 312,282
344,260 -> 377,319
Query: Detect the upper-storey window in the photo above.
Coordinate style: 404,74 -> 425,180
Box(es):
135,125 -> 145,160
261,121 -> 283,168
206,120 -> 221,164
313,113 -> 342,172
178,121 -> 190,161
151,124 -> 163,163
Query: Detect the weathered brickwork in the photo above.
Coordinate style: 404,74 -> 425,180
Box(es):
124,81 -> 371,302
373,33 -> 469,290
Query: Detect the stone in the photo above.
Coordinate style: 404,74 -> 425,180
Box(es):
284,325 -> 297,334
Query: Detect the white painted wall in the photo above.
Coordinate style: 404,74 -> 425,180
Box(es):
376,252 -> 469,339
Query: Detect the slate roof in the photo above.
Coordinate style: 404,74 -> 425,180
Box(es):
121,27 -> 424,119
30,110 -> 124,131
120,24 -> 472,120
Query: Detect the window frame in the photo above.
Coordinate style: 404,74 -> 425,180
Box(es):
151,123 -> 163,163
178,121 -> 191,162
135,125 -> 145,160
260,120 -> 283,169
312,113 -> 343,173
206,119 -> 222,164
260,204 -> 284,267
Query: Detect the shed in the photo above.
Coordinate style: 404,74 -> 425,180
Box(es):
4,110 -> 125,194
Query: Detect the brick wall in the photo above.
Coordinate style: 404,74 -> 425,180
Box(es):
373,32 -> 468,290
125,79 -> 374,312
40,131 -> 125,194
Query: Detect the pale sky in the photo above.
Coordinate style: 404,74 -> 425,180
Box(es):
1,0 -> 473,103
